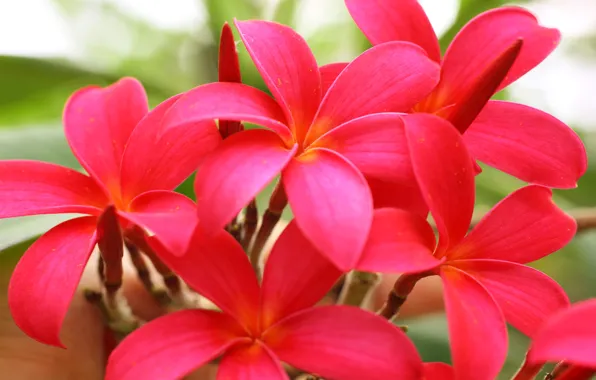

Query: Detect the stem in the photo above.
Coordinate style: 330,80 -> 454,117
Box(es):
337,271 -> 380,307
125,240 -> 170,306
242,199 -> 259,251
96,206 -> 124,306
511,356 -> 543,380
225,217 -> 243,244
377,272 -> 429,320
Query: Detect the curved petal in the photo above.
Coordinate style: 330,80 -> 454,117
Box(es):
367,177 -> 428,217
264,305 -> 423,380
345,0 -> 441,62
8,216 -> 97,347
455,259 -> 569,338
260,221 -> 342,328
450,185 -> 576,263
283,148 -> 373,271
305,42 -> 440,144
161,82 -> 292,143
0,160 -> 107,218
235,20 -> 321,142
528,299 -> 596,367
424,362 -> 455,380
63,77 -> 148,191
404,114 -> 475,251
320,62 -> 348,95
218,342 -> 289,380
464,100 -> 587,189
440,266 -> 507,380
106,309 -> 246,380
356,208 -> 442,273
194,129 -> 297,235
120,94 -> 221,202
218,22 -> 244,137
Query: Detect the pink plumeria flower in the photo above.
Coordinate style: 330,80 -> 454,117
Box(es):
352,114 -> 577,380
106,222 -> 426,380
341,0 -> 586,194
157,19 -> 440,270
1,78 -> 221,347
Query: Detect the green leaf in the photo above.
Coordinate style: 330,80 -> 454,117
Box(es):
272,0 -> 299,27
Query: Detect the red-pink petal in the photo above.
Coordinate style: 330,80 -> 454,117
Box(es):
63,78 -> 148,191
367,177 -> 428,217
423,362 -> 455,380
106,309 -> 246,380
194,129 -> 296,235
260,221 -> 342,328
8,216 -> 97,347
218,22 -> 244,137
455,259 -> 569,338
161,82 -> 293,143
0,160 -> 107,218
264,305 -> 423,380
357,208 -> 442,273
305,42 -> 440,144
528,299 -> 596,367
120,95 -> 221,202
235,20 -> 321,143
218,342 -> 289,380
440,266 -> 507,380
320,62 -> 348,95
464,100 -> 587,189
404,114 -> 475,251
450,185 -> 576,263
345,0 -> 441,62
283,148 -> 372,271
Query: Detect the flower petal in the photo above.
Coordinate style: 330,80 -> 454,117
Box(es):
345,0 -> 441,62
528,299 -> 596,367
264,305 -> 423,380
106,309 -> 246,380
464,100 -> 587,188
450,185 -> 576,263
218,342 -> 289,380
260,221 -> 342,328
161,82 -> 292,143
218,22 -> 244,137
455,259 -> 569,338
8,216 -> 97,347
235,20 -> 321,142
120,94 -> 221,202
194,129 -> 297,235
306,42 -> 440,144
63,77 -> 148,191
423,362 -> 455,380
404,114 -> 475,251
357,208 -> 442,273
367,177 -> 428,216
283,148 -> 373,271
320,62 -> 348,95
0,160 -> 107,218
440,266 -> 507,380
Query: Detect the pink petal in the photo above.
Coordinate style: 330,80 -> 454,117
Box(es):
455,259 -> 569,338
528,299 -> 596,367
194,129 -> 297,235
464,100 -> 587,188
161,82 -> 293,143
423,362 -> 455,380
120,94 -> 221,203
367,177 -> 428,216
264,305 -> 423,380
305,42 -> 440,144
450,185 -> 576,263
63,77 -> 148,191
218,22 -> 244,137
440,266 -> 507,380
404,114 -> 475,251
106,309 -> 246,380
0,160 -> 107,218
345,0 -> 441,62
320,62 -> 348,95
356,208 -> 442,273
260,221 -> 342,328
283,148 -> 373,271
235,20 -> 321,143
8,217 -> 97,347
218,342 -> 289,380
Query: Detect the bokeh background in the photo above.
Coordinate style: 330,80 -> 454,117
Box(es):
0,0 -> 595,378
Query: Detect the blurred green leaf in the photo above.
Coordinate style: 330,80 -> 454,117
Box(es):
204,0 -> 260,37
273,0 -> 299,27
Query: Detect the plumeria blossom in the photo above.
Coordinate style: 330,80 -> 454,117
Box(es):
2,78 -> 221,347
157,19 -> 440,270
342,0 -> 586,190
106,222 -> 427,380
354,114 -> 576,380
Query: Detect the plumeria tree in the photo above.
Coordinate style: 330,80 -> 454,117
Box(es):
1,0 -> 596,379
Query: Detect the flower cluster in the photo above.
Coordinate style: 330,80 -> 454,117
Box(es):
2,1 -> 593,380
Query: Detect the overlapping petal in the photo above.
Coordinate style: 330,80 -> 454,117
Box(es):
366,177 -> 428,216
320,63 -> 348,95
218,22 -> 244,137
8,216 -> 97,347
424,362 -> 455,380
218,342 -> 288,380
283,148 -> 373,271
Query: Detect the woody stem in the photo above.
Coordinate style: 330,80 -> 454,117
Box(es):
377,272 -> 429,320
242,199 -> 259,251
337,271 -> 380,307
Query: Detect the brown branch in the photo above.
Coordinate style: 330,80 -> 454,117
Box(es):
337,271 -> 379,307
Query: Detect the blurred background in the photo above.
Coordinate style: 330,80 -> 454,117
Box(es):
0,0 -> 595,378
